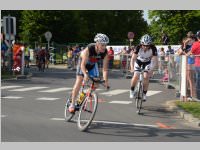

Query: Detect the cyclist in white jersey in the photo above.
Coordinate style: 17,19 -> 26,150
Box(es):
130,34 -> 158,101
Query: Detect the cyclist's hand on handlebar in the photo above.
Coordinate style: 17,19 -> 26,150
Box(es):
84,73 -> 89,82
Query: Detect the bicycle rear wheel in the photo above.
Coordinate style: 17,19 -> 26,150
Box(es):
77,92 -> 98,131
64,95 -> 75,122
135,82 -> 143,114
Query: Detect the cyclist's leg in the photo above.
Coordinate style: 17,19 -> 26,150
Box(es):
143,63 -> 151,100
88,63 -> 100,88
70,75 -> 83,112
130,62 -> 140,98
131,61 -> 140,90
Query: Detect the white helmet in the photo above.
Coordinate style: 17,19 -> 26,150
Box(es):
94,33 -> 109,44
196,30 -> 200,39
140,34 -> 152,45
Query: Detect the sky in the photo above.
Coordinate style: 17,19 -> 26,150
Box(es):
143,10 -> 150,24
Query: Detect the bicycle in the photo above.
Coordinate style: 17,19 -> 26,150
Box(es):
134,66 -> 146,115
64,76 -> 108,131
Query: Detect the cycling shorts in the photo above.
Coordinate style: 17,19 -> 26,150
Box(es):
134,59 -> 151,73
76,63 -> 99,78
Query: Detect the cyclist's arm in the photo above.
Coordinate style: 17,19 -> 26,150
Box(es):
80,48 -> 89,76
151,56 -> 158,70
130,52 -> 137,71
102,54 -> 109,85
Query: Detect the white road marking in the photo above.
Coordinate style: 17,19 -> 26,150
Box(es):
1,115 -> 7,118
9,87 -> 48,92
50,118 -> 158,128
100,89 -> 129,96
146,91 -> 162,96
1,96 -> 23,99
51,118 -> 65,121
109,101 -> 132,104
36,97 -> 60,101
1,85 -> 24,89
39,87 -> 72,93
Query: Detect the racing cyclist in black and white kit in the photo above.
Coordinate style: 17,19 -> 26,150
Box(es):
130,34 -> 158,101
68,33 -> 110,113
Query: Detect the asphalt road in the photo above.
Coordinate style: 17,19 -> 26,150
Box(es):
1,68 -> 200,142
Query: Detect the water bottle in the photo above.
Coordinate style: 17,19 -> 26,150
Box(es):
77,92 -> 85,104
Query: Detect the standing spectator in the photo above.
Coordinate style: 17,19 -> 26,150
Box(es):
178,31 -> 196,101
1,38 -> 8,70
118,46 -> 128,73
161,33 -> 170,45
108,46 -> 114,69
45,49 -> 50,69
72,45 -> 81,68
24,44 -> 30,68
67,47 -> 73,69
191,30 -> 200,99
166,45 -> 174,55
183,31 -> 196,101
158,47 -> 165,74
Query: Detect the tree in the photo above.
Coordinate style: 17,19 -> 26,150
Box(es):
7,10 -> 147,45
149,10 -> 200,44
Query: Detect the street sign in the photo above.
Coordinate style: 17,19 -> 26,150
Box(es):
45,31 -> 52,41
128,32 -> 135,39
3,16 -> 16,36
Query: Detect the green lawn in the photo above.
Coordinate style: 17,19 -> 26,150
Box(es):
176,101 -> 200,119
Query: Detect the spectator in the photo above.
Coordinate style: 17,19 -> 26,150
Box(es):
178,31 -> 196,101
24,44 -> 30,68
158,47 -> 165,74
46,49 -> 50,69
166,45 -> 174,55
118,46 -> 128,73
67,47 -> 73,69
161,33 -> 170,45
108,46 -> 114,69
191,30 -> 200,100
1,39 -> 8,70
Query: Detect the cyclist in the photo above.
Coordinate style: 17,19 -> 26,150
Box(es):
68,33 -> 110,113
129,34 -> 158,101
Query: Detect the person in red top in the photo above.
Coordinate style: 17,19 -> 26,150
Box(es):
191,30 -> 200,99
108,46 -> 114,69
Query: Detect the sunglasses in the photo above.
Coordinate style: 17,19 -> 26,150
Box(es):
142,45 -> 150,47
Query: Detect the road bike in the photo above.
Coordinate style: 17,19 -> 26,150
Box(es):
64,77 -> 108,131
134,67 -> 146,115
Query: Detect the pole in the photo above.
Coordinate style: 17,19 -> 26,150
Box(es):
8,15 -> 13,75
21,46 -> 25,75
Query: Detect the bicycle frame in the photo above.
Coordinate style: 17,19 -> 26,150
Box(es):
135,67 -> 145,114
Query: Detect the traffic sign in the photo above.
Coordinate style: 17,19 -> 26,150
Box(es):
128,32 -> 135,39
45,31 -> 52,41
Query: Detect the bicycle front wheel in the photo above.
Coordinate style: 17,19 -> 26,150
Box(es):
135,82 -> 143,114
77,92 -> 98,132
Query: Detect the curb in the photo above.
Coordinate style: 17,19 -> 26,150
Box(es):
165,100 -> 200,127
2,73 -> 32,82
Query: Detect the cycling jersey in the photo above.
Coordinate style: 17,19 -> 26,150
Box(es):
76,43 -> 107,77
134,44 -> 157,62
133,44 -> 158,72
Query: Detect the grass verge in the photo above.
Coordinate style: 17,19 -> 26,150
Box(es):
176,101 -> 200,119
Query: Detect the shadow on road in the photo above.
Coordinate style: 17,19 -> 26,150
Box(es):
86,121 -> 200,141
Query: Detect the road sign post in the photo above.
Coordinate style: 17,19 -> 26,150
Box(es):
128,32 -> 135,47
3,15 -> 16,74
45,31 -> 52,51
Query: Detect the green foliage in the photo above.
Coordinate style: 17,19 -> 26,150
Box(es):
2,10 -> 148,45
148,10 -> 200,44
